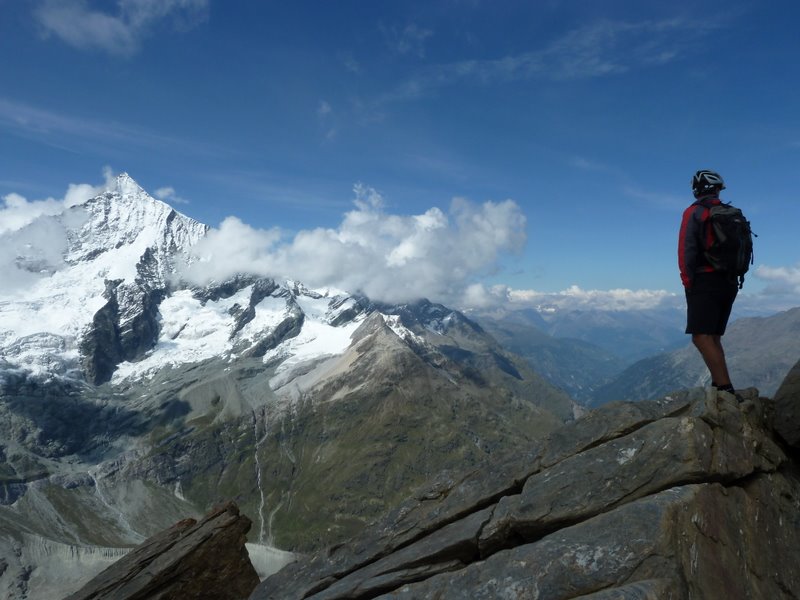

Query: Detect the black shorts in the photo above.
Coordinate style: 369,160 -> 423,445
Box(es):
685,272 -> 738,335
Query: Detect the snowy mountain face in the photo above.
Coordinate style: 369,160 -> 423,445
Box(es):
2,174 -> 554,415
0,174 -> 371,393
1,174 -> 208,382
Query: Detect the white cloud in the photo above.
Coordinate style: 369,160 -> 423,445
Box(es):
0,170 -> 115,294
0,171 -> 112,235
464,276 -> 796,316
181,217 -> 283,284
154,186 -> 189,205
754,263 -> 800,295
34,0 -> 209,56
180,184 -> 526,305
0,193 -> 63,235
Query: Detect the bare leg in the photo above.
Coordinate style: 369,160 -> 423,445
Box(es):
691,334 -> 732,387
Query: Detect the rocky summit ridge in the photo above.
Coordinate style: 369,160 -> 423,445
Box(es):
251,365 -> 800,600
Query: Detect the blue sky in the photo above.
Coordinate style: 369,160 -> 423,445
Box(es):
2,0 -> 799,312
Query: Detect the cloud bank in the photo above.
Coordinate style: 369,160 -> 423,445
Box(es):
4,172 -> 794,315
755,264 -> 800,295
182,184 -> 526,305
463,283 -> 680,312
0,170 -> 113,235
0,174 -> 112,293
34,0 -> 209,56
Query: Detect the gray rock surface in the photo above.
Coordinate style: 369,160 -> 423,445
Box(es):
774,358 -> 800,448
66,502 -> 259,600
252,385 -> 800,599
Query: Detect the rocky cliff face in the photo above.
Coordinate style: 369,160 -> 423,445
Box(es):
254,366 -> 800,599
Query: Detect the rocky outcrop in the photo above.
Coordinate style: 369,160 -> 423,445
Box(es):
80,280 -> 125,385
252,384 -> 800,599
66,502 -> 259,600
80,274 -> 166,385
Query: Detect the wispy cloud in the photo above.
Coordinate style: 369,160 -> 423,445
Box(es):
0,97 -> 228,158
339,52 -> 362,74
316,100 -> 338,140
33,0 -> 209,56
377,17 -> 714,106
569,156 -> 685,210
570,156 -> 614,173
154,186 -> 189,205
381,22 -> 434,58
622,185 -> 686,210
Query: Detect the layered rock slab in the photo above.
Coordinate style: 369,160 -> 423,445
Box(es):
66,502 -> 258,600
252,390 -> 697,599
252,387 -> 800,599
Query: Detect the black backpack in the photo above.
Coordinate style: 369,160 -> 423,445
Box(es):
704,202 -> 755,289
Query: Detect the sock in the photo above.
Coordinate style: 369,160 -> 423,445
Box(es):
716,383 -> 735,393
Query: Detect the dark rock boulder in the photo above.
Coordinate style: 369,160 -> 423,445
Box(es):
251,387 -> 800,599
67,502 -> 259,600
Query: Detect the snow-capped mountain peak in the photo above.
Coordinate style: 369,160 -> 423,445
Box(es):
64,174 -> 207,272
0,174 -> 207,381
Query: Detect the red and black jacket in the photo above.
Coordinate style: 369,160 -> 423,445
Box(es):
678,197 -> 720,289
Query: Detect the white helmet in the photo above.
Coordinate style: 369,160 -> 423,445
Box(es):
692,170 -> 725,198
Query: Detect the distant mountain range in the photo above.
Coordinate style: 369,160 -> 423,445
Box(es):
472,300 -> 800,406
591,307 -> 800,405
474,313 -> 625,403
470,301 -> 691,403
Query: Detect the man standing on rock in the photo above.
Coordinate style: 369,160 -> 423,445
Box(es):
678,170 -> 739,395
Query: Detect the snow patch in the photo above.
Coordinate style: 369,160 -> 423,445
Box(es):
113,289 -> 244,382
382,314 -> 423,344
